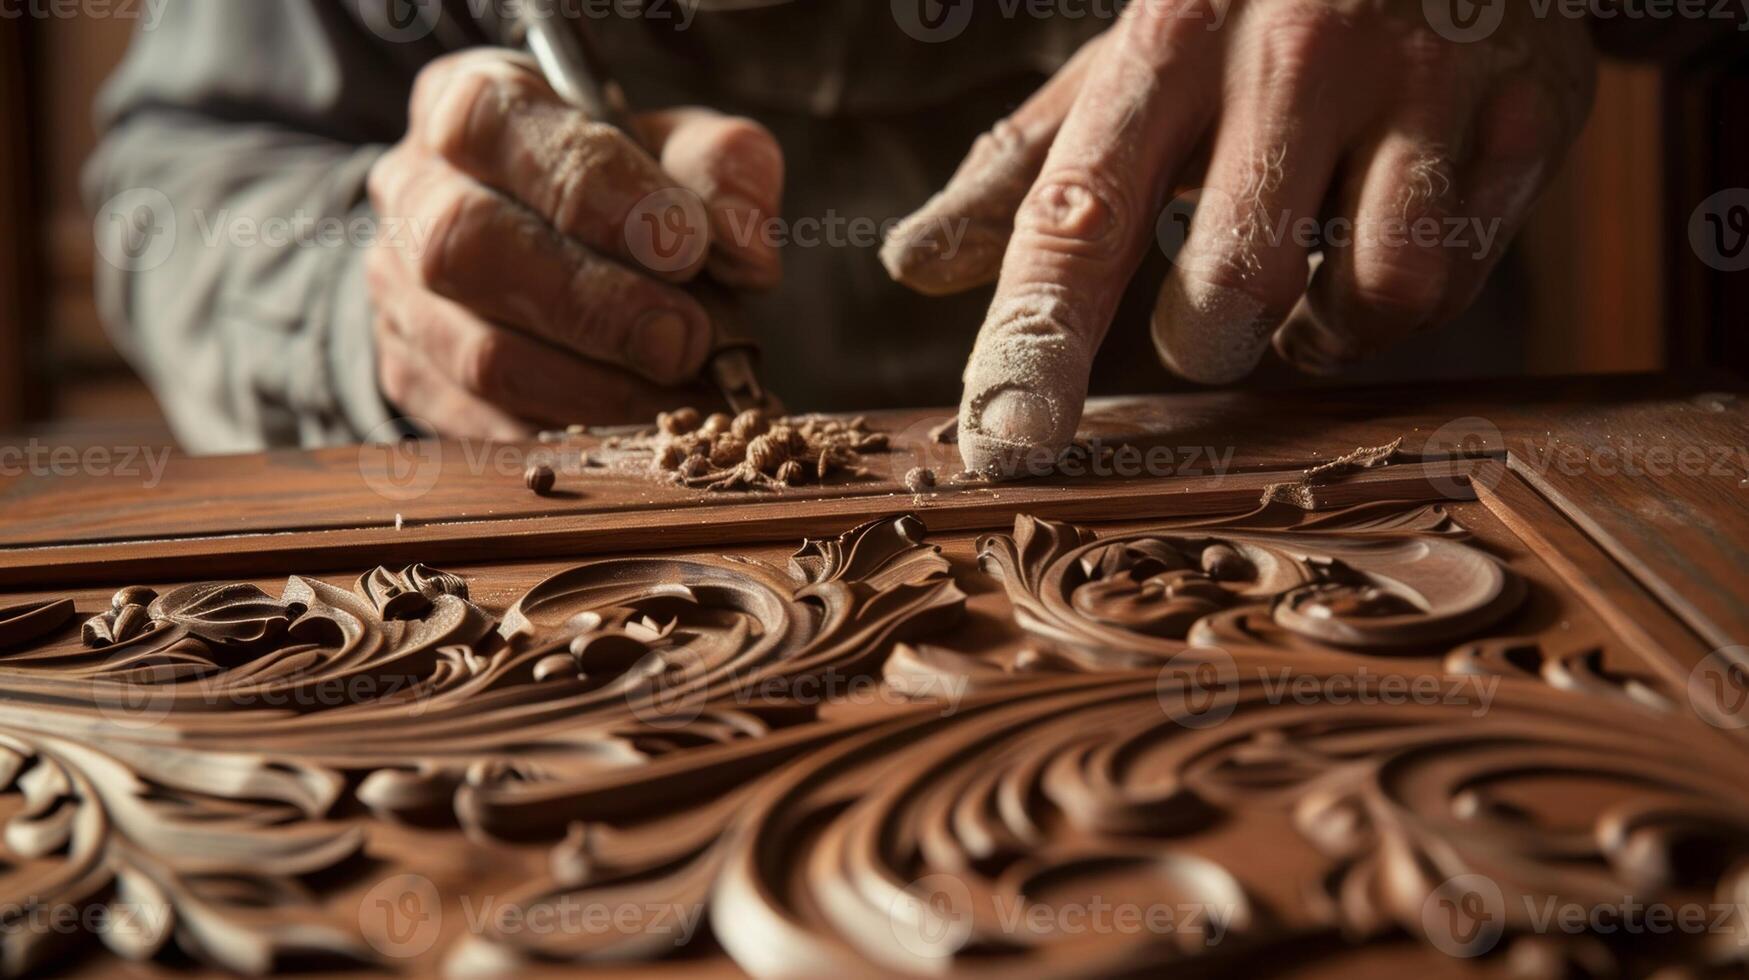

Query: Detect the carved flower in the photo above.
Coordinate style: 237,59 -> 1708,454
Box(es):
81,587 -> 160,648
359,564 -> 470,620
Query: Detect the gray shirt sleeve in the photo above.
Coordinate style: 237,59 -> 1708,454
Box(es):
84,0 -> 502,452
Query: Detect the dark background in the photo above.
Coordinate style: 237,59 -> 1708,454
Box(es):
1,11 -> 1743,451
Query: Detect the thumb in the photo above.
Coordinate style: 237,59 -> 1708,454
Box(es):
639,107 -> 786,289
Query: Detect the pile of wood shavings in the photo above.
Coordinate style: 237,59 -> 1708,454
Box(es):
603,407 -> 890,492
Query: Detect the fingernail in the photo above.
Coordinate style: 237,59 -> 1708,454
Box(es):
1276,322 -> 1349,376
979,389 -> 1053,442
628,310 -> 695,382
881,211 -> 1006,297
961,389 -> 1057,478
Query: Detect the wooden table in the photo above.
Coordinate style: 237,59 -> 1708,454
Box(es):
0,375 -> 1745,977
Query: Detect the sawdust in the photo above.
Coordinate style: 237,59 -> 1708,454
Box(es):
1260,438 -> 1405,510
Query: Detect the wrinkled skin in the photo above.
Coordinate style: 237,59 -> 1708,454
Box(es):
882,0 -> 1597,475
366,50 -> 784,438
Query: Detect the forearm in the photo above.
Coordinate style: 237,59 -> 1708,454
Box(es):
81,0 -> 489,451
86,111 -> 391,451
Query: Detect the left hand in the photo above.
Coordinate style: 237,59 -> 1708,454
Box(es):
883,0 -> 1596,475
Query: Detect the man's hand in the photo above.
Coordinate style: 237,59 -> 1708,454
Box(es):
883,1 -> 1595,475
366,49 -> 783,439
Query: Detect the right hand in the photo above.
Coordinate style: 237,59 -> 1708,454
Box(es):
366,49 -> 784,439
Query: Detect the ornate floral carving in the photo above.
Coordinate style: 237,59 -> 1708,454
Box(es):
977,503 -> 1526,666
0,505 -> 1736,977
0,516 -> 965,974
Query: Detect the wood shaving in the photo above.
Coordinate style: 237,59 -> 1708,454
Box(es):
600,409 -> 892,493
1261,438 -> 1404,510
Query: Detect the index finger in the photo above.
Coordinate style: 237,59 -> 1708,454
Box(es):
958,4 -> 1218,475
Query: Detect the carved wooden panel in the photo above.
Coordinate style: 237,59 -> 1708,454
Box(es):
0,442 -> 1743,977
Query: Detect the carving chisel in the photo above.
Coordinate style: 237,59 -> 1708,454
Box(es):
521,0 -> 778,417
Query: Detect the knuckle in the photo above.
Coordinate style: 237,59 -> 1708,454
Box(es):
1014,169 -> 1133,256
423,61 -> 537,165
410,182 -> 482,295
376,330 -> 412,405
1352,249 -> 1451,323
366,150 -> 404,211
1398,25 -> 1461,83
1127,0 -> 1219,55
546,122 -> 633,234
362,244 -> 398,298
703,117 -> 783,179
458,329 -> 512,400
423,66 -> 494,161
1250,3 -> 1350,85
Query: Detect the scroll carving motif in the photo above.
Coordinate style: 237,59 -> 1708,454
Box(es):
976,503 -> 1526,667
0,516 -> 964,974
0,506 -> 1736,978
